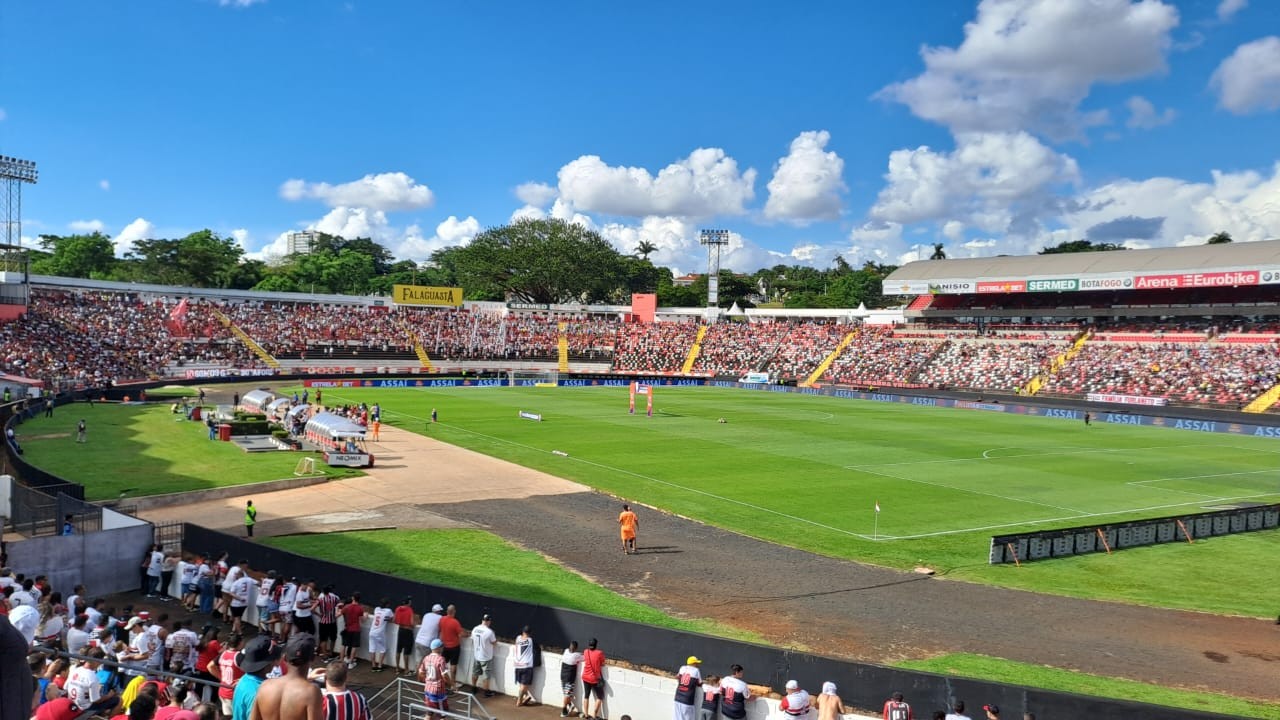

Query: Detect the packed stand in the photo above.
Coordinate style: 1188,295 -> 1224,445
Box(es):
0,290 -> 247,389
1042,341 -> 1280,406
821,327 -> 943,387
611,322 -> 699,373
691,321 -> 794,377
766,322 -> 849,381
212,302 -> 414,359
914,338 -> 1070,392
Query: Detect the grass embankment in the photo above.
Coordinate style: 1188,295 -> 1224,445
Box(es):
264,528 -> 761,643
18,403 -> 360,500
897,653 -> 1280,719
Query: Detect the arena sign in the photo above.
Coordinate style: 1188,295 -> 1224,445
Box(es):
392,284 -> 464,307
886,267 -> 1265,295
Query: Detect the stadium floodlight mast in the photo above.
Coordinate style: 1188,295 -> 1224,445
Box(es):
699,228 -> 730,324
0,154 -> 39,249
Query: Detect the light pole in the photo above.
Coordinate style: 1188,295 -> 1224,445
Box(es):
0,155 -> 38,248
699,228 -> 730,324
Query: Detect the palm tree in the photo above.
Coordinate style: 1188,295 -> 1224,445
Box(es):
635,240 -> 658,260
930,243 -> 947,260
1207,232 -> 1233,245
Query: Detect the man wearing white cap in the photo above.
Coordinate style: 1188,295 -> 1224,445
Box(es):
413,603 -> 444,665
120,617 -> 157,676
780,680 -> 811,720
673,656 -> 702,720
815,682 -> 844,720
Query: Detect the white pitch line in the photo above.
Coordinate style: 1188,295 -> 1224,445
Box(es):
845,444 -> 1187,470
885,491 -> 1280,540
1127,468 -> 1280,486
342,397 -> 881,542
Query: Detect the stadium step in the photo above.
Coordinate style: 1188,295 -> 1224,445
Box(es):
680,325 -> 709,374
1022,329 -> 1090,395
212,310 -> 280,369
801,330 -> 858,387
1242,383 -> 1280,413
557,321 -> 570,372
403,321 -> 434,370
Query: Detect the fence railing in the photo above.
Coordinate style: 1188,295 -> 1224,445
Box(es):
366,675 -> 497,720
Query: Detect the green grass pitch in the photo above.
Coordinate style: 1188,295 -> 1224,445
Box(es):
311,384 -> 1280,617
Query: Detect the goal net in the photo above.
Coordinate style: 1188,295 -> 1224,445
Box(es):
293,457 -> 317,476
510,370 -> 559,387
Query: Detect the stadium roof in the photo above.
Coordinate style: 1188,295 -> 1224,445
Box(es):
882,239 -> 1280,295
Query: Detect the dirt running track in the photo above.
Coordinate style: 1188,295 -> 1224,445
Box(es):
147,421 -> 1280,701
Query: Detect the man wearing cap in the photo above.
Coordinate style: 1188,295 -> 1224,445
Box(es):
673,656 -> 702,720
816,682 -> 844,720
944,700 -> 972,720
250,634 -> 324,720
233,636 -> 283,720
780,680 -> 811,720
121,617 -> 158,677
413,604 -> 444,667
883,691 -> 913,720
417,639 -> 450,720
982,705 -> 1000,720
468,614 -> 497,699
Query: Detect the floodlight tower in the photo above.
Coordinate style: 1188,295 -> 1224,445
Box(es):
699,228 -> 730,324
0,155 -> 38,248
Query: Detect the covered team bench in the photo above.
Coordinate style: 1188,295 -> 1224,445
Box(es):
304,411 -> 374,468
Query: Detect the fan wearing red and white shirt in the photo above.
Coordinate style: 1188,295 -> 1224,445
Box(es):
719,665 -> 751,720
780,680 -> 811,719
322,659 -> 371,720
417,639 -> 450,720
66,647 -> 108,710
214,635 -> 246,718
673,656 -> 702,720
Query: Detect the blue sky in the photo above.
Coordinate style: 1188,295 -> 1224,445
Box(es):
2,0 -> 1279,274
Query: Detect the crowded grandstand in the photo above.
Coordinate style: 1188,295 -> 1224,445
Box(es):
3,239 -> 1280,413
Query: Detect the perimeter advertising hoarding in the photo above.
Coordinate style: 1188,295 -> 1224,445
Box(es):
392,284 -> 464,307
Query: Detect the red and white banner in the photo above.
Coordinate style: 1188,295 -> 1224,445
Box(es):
1134,271 -> 1258,290
1086,392 -> 1167,407
183,368 -> 276,379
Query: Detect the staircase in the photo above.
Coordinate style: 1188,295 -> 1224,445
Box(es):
681,325 -> 709,373
212,310 -> 280,369
1243,384 -> 1280,413
557,321 -> 570,372
802,330 -> 859,387
402,321 -> 434,370
1022,330 -> 1090,396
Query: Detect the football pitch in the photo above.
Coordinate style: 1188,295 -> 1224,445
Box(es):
313,384 -> 1280,615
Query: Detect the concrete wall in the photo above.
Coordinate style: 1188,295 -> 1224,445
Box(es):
7,521 -> 153,596
0,474 -> 12,525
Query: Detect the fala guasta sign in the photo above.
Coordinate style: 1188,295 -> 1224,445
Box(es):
392,284 -> 464,307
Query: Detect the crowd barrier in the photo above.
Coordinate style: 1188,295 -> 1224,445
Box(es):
183,525 -> 1246,720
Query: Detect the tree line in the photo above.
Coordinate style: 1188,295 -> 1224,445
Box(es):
29,219 -> 1237,308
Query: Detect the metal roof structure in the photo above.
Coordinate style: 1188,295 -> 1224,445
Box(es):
884,239 -> 1280,283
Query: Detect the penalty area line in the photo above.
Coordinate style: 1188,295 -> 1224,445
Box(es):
354,400 -> 881,542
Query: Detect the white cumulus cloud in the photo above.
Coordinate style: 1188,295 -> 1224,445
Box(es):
763,130 -> 847,224
1210,36 -> 1280,114
1217,0 -> 1247,22
869,132 -> 1080,234
280,172 -> 435,212
219,0 -> 266,7
514,182 -> 557,207
68,219 -> 105,233
395,215 -> 481,262
231,228 -> 250,250
99,179 -> 110,191
556,148 -> 756,219
1125,95 -> 1177,128
878,0 -> 1179,140
115,218 -> 156,256
596,215 -> 782,275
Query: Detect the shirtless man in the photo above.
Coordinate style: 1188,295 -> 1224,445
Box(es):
250,634 -> 325,720
815,682 -> 845,720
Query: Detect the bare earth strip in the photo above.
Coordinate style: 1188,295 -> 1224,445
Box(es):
142,425 -> 1280,700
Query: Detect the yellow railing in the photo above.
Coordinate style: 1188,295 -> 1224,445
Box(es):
802,330 -> 859,387
681,325 -> 709,374
213,310 -> 280,369
1022,330 -> 1090,396
1243,384 -> 1280,413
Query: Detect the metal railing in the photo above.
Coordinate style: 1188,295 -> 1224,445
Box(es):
366,675 -> 497,720
31,645 -> 223,693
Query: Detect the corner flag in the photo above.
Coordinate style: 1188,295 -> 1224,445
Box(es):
875,502 -> 881,513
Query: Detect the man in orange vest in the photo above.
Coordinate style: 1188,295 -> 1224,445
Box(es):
618,504 -> 638,555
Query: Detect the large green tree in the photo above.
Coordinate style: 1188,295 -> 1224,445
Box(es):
435,218 -> 628,303
31,233 -> 117,278
1207,231 -> 1233,245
